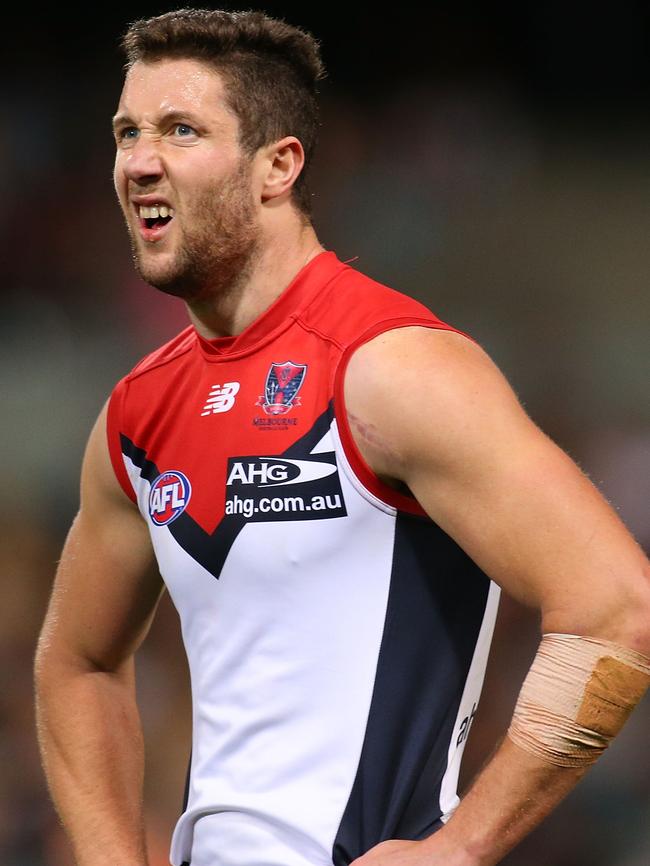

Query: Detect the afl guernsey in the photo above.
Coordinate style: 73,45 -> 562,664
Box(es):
106,250 -> 500,866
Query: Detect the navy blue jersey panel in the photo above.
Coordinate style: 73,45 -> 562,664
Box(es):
332,512 -> 490,865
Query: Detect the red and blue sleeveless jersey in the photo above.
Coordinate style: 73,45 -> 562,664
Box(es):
107,250 -> 500,866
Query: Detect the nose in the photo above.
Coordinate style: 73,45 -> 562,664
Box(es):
120,136 -> 164,186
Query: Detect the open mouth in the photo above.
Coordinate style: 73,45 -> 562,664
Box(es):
136,204 -> 175,239
144,214 -> 173,230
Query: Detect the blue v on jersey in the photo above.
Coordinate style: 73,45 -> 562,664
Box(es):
107,250 -> 500,866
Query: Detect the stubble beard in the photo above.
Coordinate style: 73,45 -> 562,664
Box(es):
126,160 -> 260,302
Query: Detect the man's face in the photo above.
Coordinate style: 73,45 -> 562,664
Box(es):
113,58 -> 260,300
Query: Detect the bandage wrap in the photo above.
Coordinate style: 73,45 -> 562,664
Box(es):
507,633 -> 650,768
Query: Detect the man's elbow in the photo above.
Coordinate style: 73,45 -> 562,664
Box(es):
600,559 -> 650,656
34,633 -> 82,704
618,562 -> 650,656
542,561 -> 650,657
34,628 -> 131,697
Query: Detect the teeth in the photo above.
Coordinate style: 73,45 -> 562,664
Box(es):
138,204 -> 175,219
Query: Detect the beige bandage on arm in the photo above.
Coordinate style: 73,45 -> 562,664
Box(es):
507,633 -> 650,768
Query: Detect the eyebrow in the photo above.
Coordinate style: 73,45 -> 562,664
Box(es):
111,112 -> 134,132
111,109 -> 207,132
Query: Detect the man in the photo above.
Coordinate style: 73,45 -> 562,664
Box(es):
34,9 -> 650,866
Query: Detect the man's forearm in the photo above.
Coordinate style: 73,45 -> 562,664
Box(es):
35,656 -> 148,866
422,736 -> 586,866
349,736 -> 587,866
352,631 -> 650,866
427,633 -> 649,865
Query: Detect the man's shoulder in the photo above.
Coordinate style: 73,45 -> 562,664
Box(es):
121,325 -> 198,385
303,257 -> 450,347
106,325 -> 199,460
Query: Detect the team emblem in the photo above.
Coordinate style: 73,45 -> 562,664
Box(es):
149,471 -> 192,526
256,361 -> 307,415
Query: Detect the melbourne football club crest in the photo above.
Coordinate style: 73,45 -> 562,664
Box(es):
148,471 -> 192,526
257,361 -> 307,415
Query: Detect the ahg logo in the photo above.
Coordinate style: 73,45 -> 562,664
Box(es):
201,382 -> 240,416
224,453 -> 347,523
226,457 -> 337,488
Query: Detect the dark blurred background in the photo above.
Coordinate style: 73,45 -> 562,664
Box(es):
2,3 -> 649,864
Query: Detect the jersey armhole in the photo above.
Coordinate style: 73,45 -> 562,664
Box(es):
106,380 -> 138,505
333,317 -> 475,516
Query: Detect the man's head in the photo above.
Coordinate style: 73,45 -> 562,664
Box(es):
112,9 -> 325,302
121,8 -> 325,220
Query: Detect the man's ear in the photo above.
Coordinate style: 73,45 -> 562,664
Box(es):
259,136 -> 305,202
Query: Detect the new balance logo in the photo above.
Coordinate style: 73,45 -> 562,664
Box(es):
201,382 -> 240,415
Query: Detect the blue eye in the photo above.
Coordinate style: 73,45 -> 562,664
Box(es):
174,124 -> 196,137
120,127 -> 139,140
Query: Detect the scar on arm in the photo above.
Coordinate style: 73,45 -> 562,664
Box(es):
346,409 -> 406,479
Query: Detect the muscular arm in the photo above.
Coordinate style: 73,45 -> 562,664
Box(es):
343,327 -> 650,866
34,402 -> 164,866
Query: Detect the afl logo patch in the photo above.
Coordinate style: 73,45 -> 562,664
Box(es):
149,471 -> 192,526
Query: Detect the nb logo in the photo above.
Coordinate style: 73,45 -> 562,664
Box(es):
201,382 -> 240,416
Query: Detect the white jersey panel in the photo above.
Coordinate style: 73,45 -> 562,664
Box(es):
123,430 -> 399,866
439,580 -> 501,820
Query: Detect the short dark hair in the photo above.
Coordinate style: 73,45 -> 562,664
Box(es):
121,8 -> 326,220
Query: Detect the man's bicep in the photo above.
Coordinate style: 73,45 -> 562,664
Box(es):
407,408 -> 639,620
345,327 -> 650,641
39,402 -> 164,673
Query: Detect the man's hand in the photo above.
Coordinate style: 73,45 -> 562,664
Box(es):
350,839 -> 432,866
350,835 -> 473,866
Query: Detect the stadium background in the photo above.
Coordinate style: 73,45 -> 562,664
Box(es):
2,3 -> 649,864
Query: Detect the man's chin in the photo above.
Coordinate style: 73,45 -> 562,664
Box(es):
133,257 -> 201,301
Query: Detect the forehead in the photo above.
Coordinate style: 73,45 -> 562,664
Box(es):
116,58 -> 237,129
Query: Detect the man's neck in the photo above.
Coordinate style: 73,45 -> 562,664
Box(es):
187,226 -> 324,340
